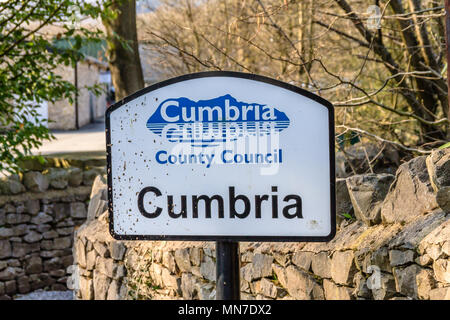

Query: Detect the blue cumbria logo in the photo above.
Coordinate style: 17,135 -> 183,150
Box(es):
146,94 -> 290,147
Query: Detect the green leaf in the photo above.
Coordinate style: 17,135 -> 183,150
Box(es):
342,213 -> 354,220
36,155 -> 47,165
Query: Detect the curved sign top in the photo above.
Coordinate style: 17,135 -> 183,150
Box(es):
106,71 -> 335,241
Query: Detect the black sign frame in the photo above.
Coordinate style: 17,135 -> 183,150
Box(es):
106,71 -> 336,242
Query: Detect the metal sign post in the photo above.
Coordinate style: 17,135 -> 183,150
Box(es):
106,71 -> 335,300
216,241 -> 240,300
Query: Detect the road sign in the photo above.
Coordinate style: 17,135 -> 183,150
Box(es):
106,71 -> 335,242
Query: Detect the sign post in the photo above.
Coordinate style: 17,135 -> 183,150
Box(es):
216,241 -> 240,300
106,71 -> 335,300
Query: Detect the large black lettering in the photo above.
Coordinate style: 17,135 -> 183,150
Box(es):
229,186 -> 250,218
282,195 -> 303,219
168,195 -> 187,218
192,195 -> 224,218
255,195 -> 269,218
137,186 -> 162,218
271,186 -> 278,218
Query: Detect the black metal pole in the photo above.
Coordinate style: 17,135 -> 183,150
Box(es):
215,241 -> 240,300
74,59 -> 79,130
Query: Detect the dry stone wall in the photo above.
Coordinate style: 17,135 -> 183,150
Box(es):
71,148 -> 450,300
0,156 -> 106,300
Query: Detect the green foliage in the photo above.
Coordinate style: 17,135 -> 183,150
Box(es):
151,284 -> 161,291
271,272 -> 278,281
36,155 -> 47,165
0,0 -> 105,174
341,213 -> 354,221
438,142 -> 450,150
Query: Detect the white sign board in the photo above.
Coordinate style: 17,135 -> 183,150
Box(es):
106,72 -> 335,241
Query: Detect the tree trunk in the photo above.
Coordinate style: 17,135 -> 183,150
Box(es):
103,0 -> 144,101
445,0 -> 450,140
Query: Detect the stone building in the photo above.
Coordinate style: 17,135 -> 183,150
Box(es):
48,57 -> 110,130
29,20 -> 112,130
